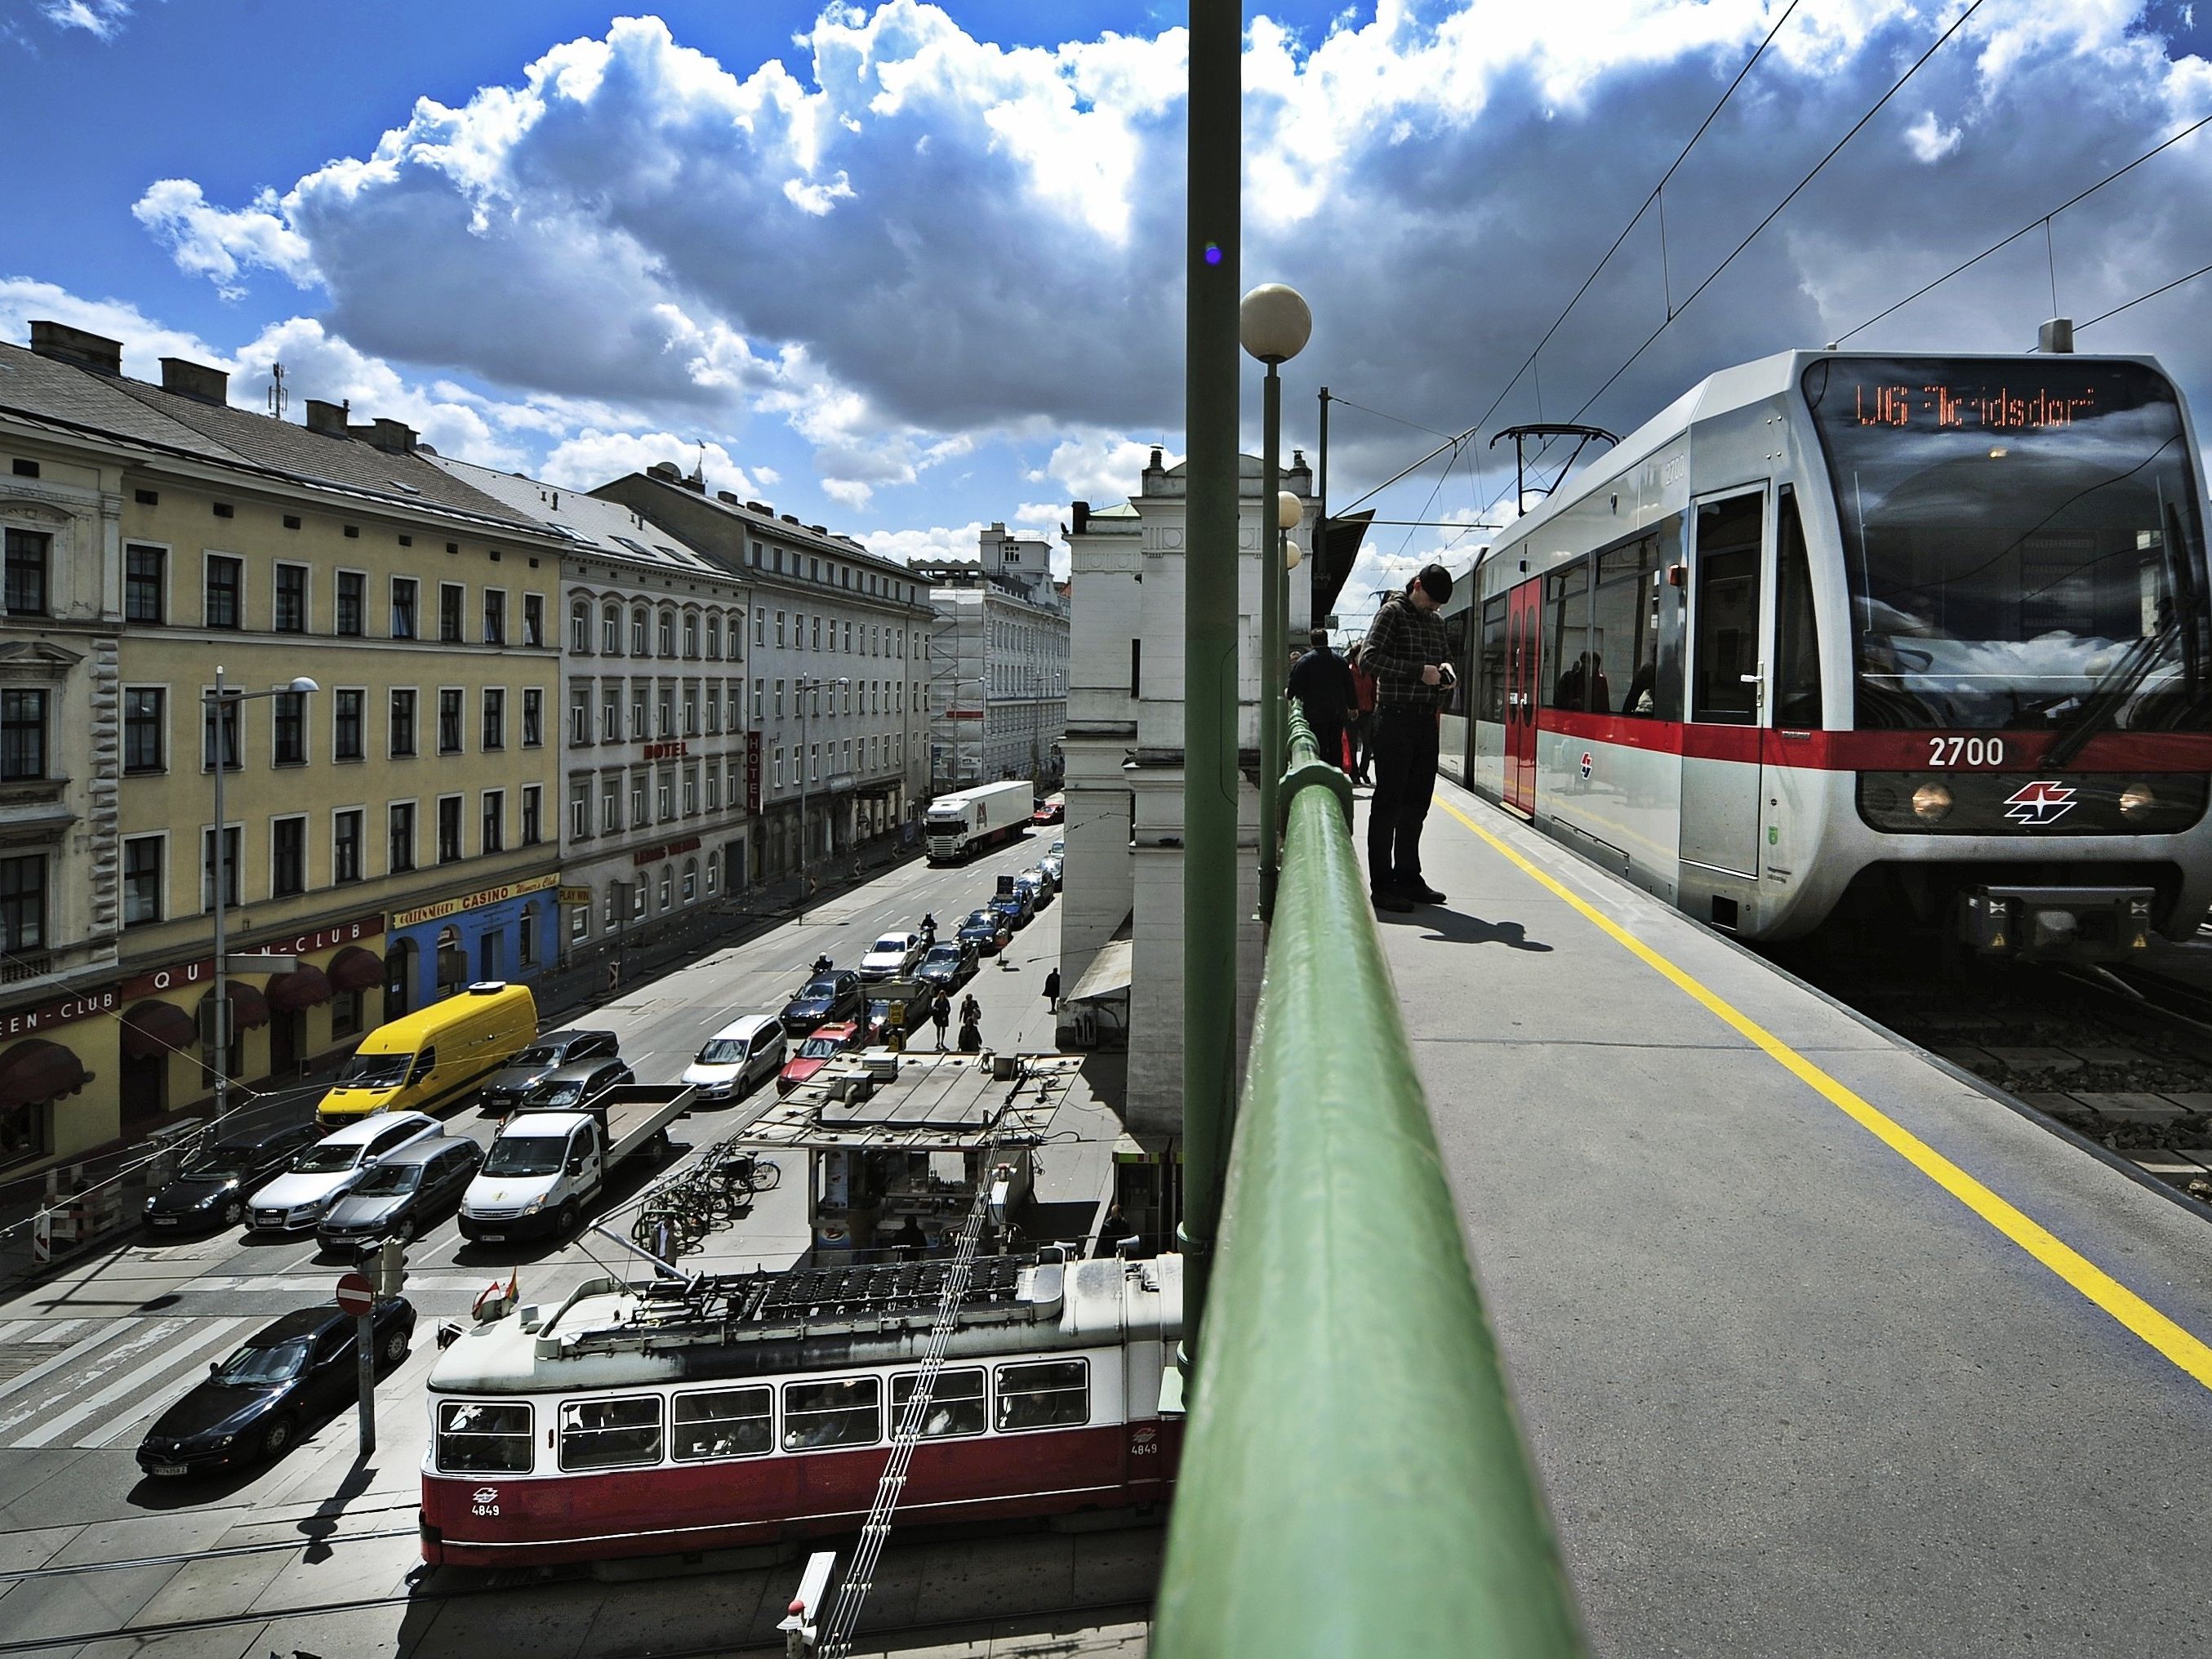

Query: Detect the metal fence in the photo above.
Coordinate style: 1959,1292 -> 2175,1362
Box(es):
1151,709 -> 1584,1657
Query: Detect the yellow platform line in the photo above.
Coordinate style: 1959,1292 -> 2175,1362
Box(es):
1439,796 -> 2212,1390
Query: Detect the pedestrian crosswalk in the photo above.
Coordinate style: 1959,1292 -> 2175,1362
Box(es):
0,1315 -> 262,1452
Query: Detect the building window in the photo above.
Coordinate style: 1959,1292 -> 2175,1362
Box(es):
0,853 -> 44,951
523,687 -> 543,748
683,764 -> 699,816
683,687 -> 699,737
705,760 -> 719,810
391,578 -> 418,639
203,554 -> 241,629
199,828 -> 239,911
123,687 -> 165,773
274,563 -> 307,632
630,773 -> 648,827
657,687 -> 675,739
389,802 -> 416,873
683,858 -> 697,901
570,684 -> 592,746
124,545 -> 165,623
334,689 -> 364,761
754,612 -> 765,647
754,678 -> 764,721
336,570 -> 365,636
603,603 -> 621,654
439,583 -> 465,643
522,785 -> 542,846
600,687 -> 621,742
705,616 -> 720,659
570,779 -> 591,841
122,836 -> 162,926
601,776 -> 621,834
0,687 -> 44,785
658,864 -> 673,908
331,987 -> 365,1038
389,688 -> 417,756
482,688 -> 505,750
273,691 -> 307,766
271,816 -> 306,896
656,770 -> 674,821
661,611 -> 677,656
632,606 -> 650,655
334,809 -> 363,883
571,600 -> 592,654
519,906 -> 538,967
438,796 -> 463,863
632,881 -> 647,921
483,589 -> 506,645
704,684 -> 719,735
438,689 -> 463,754
773,679 -> 784,719
0,528 -> 51,619
630,686 -> 648,739
776,611 -> 786,648
203,693 -> 240,772
773,745 -> 783,788
523,593 -> 545,648
481,790 -> 504,855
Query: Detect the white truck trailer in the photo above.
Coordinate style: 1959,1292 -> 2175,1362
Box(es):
925,778 -> 1033,863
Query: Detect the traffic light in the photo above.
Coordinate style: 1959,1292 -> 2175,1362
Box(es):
372,1235 -> 408,1298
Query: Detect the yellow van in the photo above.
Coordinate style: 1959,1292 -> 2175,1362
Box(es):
316,981 -> 537,1127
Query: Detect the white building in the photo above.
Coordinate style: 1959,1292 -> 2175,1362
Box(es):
916,523 -> 1070,795
594,468 -> 933,879
1058,447 -> 1320,1132
429,456 -> 754,963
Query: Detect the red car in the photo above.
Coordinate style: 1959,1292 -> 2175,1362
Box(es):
1031,796 -> 1064,825
779,1022 -> 861,1092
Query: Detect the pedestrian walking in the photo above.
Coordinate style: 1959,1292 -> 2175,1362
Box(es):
1043,967 -> 1061,1007
957,1016 -> 983,1053
1360,564 -> 1455,914
931,990 -> 951,1051
1347,643 -> 1377,785
1286,628 -> 1357,772
959,992 -> 981,1029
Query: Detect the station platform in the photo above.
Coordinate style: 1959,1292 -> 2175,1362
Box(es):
1373,777 -> 2212,1657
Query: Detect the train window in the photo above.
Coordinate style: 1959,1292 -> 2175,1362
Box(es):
436,1400 -> 533,1473
672,1387 -> 772,1461
892,1368 -> 986,1438
1591,536 -> 1658,716
783,1377 -> 880,1450
1772,487 -> 1823,726
558,1396 -> 664,1470
995,1359 -> 1089,1431
1541,561 -> 1592,709
1691,493 -> 1765,723
1478,595 -> 1507,722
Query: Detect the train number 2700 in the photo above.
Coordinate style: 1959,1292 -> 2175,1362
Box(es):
1928,736 -> 2005,767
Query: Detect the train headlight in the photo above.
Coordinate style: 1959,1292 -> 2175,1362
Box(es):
2120,784 -> 2157,821
1911,782 -> 1953,823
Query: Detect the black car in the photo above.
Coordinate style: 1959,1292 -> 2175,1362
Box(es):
915,940 -> 979,990
781,970 -> 862,1035
517,1056 -> 633,1110
315,1136 -> 482,1252
478,1028 -> 621,1114
143,1123 -> 323,1234
136,1297 -> 416,1476
958,910 -> 1008,957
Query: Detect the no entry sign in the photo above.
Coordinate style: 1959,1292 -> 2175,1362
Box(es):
335,1270 -> 375,1315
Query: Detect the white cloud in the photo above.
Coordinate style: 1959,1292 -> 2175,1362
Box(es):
133,180 -> 318,298
858,522 -> 990,564
1036,433 -> 1175,502
1904,110 -> 1964,162
41,0 -> 130,38
536,430 -> 770,498
0,278 -> 229,380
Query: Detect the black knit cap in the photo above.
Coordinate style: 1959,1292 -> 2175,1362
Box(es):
1416,563 -> 1453,603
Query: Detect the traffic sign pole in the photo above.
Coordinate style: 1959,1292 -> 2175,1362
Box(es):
336,1270 -> 376,1457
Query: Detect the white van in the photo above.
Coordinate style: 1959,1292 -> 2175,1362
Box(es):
681,1015 -> 786,1102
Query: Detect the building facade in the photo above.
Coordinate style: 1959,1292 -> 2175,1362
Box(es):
917,523 -> 1070,796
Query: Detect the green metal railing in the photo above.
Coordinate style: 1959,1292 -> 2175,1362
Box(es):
1153,709 -> 1584,1657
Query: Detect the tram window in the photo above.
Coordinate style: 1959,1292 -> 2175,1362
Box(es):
995,1359 -> 1089,1431
1478,595 -> 1507,721
1691,494 -> 1765,724
672,1387 -> 772,1461
1541,561 -> 1592,710
558,1395 -> 664,1470
1772,487 -> 1823,727
1591,536 -> 1657,717
437,1400 -> 533,1473
892,1368 -> 986,1439
783,1377 -> 880,1450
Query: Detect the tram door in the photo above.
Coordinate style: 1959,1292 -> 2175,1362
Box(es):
1679,487 -> 1768,878
1503,578 -> 1542,815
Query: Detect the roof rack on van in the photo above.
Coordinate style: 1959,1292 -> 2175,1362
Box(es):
466,981 -> 510,994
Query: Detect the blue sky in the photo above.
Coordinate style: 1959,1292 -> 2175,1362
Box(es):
7,1 -> 2212,622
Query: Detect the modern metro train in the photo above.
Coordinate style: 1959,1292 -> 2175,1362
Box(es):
1435,349 -> 2212,958
421,1252 -> 1182,1568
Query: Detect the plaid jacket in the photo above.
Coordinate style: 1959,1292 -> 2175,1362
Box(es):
1361,592 -> 1449,709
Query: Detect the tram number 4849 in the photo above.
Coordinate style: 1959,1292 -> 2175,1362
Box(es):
1928,736 -> 2006,767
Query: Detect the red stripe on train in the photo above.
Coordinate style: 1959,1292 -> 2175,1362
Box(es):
1532,710 -> 2212,772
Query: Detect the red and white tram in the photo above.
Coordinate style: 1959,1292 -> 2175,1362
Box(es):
1440,349 -> 2212,958
421,1253 -> 1182,1568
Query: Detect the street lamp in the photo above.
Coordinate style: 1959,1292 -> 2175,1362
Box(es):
794,675 -> 848,918
204,670 -> 317,1129
1241,282 -> 1311,920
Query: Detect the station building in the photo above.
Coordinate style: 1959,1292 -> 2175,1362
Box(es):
915,523 -> 1070,796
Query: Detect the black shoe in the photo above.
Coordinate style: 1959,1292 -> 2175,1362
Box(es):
1372,888 -> 1415,914
1401,881 -> 1448,905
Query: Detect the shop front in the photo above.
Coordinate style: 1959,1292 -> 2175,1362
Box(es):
0,985 -> 118,1173
384,874 -> 559,1016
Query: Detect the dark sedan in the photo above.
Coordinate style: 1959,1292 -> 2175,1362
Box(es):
781,970 -> 862,1035
143,1123 -> 322,1234
916,940 -> 979,990
990,892 -> 1030,931
958,910 -> 1010,956
136,1298 -> 415,1476
315,1136 -> 481,1253
515,1056 -> 634,1111
478,1028 -> 621,1114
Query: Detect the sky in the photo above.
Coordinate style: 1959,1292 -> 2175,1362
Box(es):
7,0 -> 2212,625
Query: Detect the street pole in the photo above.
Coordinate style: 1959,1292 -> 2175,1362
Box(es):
356,1308 -> 376,1455
1257,362 -> 1282,919
1317,387 -> 1330,633
210,666 -> 229,1132
797,679 -> 810,919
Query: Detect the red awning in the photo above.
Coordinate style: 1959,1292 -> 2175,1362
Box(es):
265,963 -> 332,1012
327,945 -> 385,992
200,981 -> 269,1032
0,1039 -> 91,1111
118,999 -> 197,1062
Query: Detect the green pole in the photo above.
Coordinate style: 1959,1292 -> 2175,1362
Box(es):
1179,0 -> 1241,1371
1257,364 -> 1281,919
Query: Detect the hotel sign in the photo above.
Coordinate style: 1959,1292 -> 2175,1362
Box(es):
642,741 -> 690,760
631,837 -> 701,868
120,912 -> 385,1001
745,732 -> 762,816
388,873 -> 559,932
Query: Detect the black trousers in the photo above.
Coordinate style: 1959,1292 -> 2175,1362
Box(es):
1307,713 -> 1347,772
1367,705 -> 1440,893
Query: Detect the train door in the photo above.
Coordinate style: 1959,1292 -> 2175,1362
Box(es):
1679,487 -> 1768,880
1503,578 -> 1542,814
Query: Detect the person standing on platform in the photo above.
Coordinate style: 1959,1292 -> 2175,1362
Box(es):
959,991 -> 981,1030
1347,643 -> 1377,785
1286,629 -> 1356,772
930,990 -> 951,1051
1044,967 -> 1061,1007
1360,564 -> 1454,913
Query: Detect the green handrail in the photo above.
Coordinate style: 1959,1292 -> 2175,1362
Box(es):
1153,709 -> 1583,1657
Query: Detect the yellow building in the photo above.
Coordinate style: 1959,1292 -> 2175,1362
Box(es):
0,322 -> 563,1168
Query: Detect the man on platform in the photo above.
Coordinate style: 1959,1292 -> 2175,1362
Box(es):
1359,564 -> 1454,914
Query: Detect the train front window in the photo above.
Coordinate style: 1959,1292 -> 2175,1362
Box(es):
436,1400 -> 533,1473
1805,356 -> 2212,732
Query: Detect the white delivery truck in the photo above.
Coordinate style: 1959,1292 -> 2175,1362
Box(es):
459,1084 -> 692,1243
925,778 -> 1033,863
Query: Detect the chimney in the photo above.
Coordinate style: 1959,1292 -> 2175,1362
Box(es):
716,490 -> 741,505
1147,445 -> 1164,471
305,399 -> 350,438
647,461 -> 683,483
2039,317 -> 2075,354
1073,500 -> 1091,535
808,524 -> 827,535
29,321 -> 122,376
158,357 -> 229,403
745,500 -> 770,514
364,417 -> 416,455
781,514 -> 801,525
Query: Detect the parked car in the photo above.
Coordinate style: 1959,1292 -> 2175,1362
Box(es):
315,1136 -> 483,1252
1017,871 -> 1053,909
247,1114 -> 442,1234
915,939 -> 979,991
682,1015 -> 787,1101
859,932 -> 926,981
959,909 -> 1011,956
1032,796 -> 1065,825
781,1022 -> 862,1092
990,892 -> 1030,932
780,972 -> 861,1034
865,995 -> 931,1046
478,1029 -> 621,1114
144,1123 -> 322,1234
515,1056 -> 634,1112
136,1297 -> 415,1476
1038,852 -> 1064,888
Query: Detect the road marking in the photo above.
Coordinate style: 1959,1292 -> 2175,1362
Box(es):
0,1319 -> 140,1408
18,1317 -> 256,1449
1439,795 -> 2212,1391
